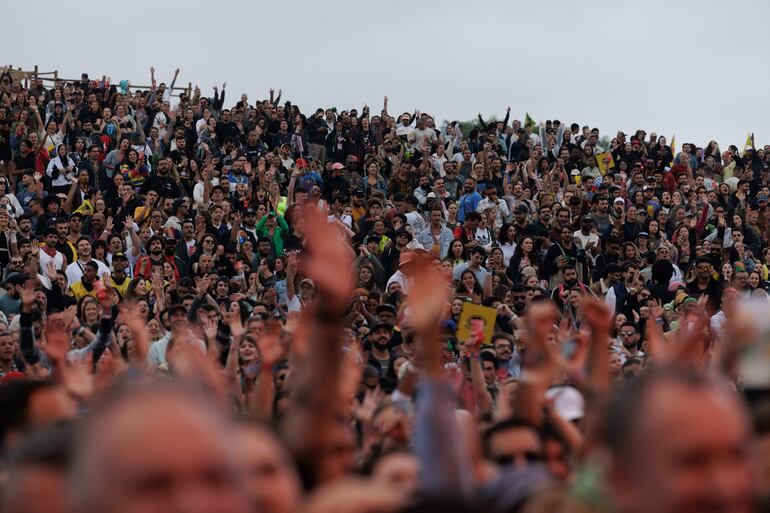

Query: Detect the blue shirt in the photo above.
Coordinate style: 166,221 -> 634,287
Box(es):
457,191 -> 481,222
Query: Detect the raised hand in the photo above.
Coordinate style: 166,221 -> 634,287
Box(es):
301,205 -> 354,314
19,280 -> 37,312
45,260 -> 59,281
120,303 -> 150,367
224,310 -> 245,341
202,316 -> 218,342
42,319 -> 71,366
255,319 -> 284,367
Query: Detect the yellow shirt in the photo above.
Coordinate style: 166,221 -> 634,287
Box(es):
109,274 -> 131,298
70,281 -> 97,301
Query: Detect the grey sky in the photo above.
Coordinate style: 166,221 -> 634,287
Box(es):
3,0 -> 769,149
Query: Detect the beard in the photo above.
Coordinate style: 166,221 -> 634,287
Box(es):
564,278 -> 578,289
373,340 -> 389,350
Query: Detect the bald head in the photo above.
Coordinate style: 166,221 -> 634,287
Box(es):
71,384 -> 249,513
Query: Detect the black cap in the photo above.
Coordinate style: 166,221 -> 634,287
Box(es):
395,228 -> 412,241
112,252 -> 128,261
376,304 -> 397,316
2,272 -> 28,287
369,320 -> 393,333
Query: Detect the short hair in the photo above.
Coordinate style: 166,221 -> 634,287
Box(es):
620,321 -> 638,333
482,417 -> 542,457
469,247 -> 486,258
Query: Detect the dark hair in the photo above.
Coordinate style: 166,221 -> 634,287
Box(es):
0,380 -> 58,451
498,223 -> 515,245
482,417 -> 542,457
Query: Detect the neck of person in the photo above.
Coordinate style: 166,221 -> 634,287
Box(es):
371,346 -> 390,360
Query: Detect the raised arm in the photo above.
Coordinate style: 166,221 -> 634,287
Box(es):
282,206 -> 354,486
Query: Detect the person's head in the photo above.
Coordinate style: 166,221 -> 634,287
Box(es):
618,321 -> 639,351
75,236 -> 92,259
147,235 -> 163,256
562,266 -> 578,288
168,305 -> 189,331
234,423 -> 300,513
483,418 -> 543,469
2,422 -> 75,513
469,247 -> 486,268
82,261 -> 99,284
368,321 -> 392,350
70,384 -> 250,513
492,334 -> 513,361
607,368 -> 754,513
464,211 -> 482,230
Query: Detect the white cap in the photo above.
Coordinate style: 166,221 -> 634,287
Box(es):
545,386 -> 585,421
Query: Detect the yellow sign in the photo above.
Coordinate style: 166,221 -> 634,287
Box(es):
596,152 -> 615,174
456,302 -> 498,345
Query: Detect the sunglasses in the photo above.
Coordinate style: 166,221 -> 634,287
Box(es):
493,452 -> 543,466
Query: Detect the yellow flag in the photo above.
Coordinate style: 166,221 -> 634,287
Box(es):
745,133 -> 753,152
669,134 -> 676,165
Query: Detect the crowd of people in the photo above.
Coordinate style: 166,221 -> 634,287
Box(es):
0,67 -> 769,513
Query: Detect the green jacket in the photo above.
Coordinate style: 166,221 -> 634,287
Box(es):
255,214 -> 289,256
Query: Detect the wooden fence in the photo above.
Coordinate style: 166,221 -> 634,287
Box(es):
1,64 -> 192,99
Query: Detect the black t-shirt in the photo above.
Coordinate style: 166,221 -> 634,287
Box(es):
13,152 -> 35,175
0,120 -> 10,161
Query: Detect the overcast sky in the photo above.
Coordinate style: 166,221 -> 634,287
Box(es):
3,0 -> 769,149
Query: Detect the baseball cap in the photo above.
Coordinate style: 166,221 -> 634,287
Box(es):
376,304 -> 397,316
2,272 -> 27,287
331,163 -> 345,170
395,228 -> 413,241
545,386 -> 585,421
515,204 -> 529,214
369,320 -> 393,333
112,252 -> 128,261
300,278 -> 315,290
613,197 -> 625,204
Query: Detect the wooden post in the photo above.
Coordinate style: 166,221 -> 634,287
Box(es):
33,64 -> 38,80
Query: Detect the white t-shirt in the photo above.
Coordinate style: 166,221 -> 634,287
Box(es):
38,249 -> 66,275
573,230 -> 600,250
65,258 -> 111,286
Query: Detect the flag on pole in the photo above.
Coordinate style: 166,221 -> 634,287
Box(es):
669,134 -> 676,165
744,133 -> 753,154
524,113 -> 536,128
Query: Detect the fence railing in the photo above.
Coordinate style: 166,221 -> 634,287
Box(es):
1,64 -> 192,99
